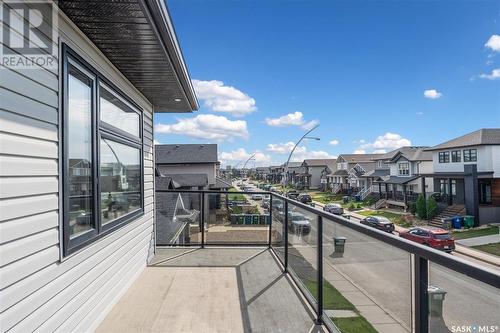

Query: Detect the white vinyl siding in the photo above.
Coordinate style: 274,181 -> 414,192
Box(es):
0,4 -> 155,332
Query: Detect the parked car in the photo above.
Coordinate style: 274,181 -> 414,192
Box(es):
286,191 -> 299,200
288,212 -> 311,234
251,194 -> 263,200
323,203 -> 344,215
399,227 -> 455,253
261,199 -> 270,209
360,216 -> 395,233
297,193 -> 312,203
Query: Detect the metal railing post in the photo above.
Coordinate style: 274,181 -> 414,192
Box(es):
201,192 -> 205,248
284,200 -> 288,272
268,194 -> 273,248
317,215 -> 323,325
413,254 -> 428,333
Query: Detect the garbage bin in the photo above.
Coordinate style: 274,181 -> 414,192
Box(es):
441,217 -> 453,230
343,196 -> 349,204
451,216 -> 463,229
355,194 -> 361,202
333,237 -> 347,254
463,215 -> 475,229
428,285 -> 446,317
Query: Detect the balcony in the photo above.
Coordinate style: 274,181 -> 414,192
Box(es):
99,190 -> 499,333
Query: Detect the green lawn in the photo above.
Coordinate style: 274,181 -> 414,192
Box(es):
331,317 -> 378,333
304,279 -> 356,311
471,242 -> 500,257
358,210 -> 412,227
310,192 -> 343,204
452,226 -> 499,240
227,187 -> 247,201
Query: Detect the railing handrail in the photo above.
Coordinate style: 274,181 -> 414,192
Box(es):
156,189 -> 500,289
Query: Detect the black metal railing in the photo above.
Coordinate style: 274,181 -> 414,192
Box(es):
156,189 -> 500,333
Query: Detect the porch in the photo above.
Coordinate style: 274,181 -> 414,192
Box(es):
96,248 -> 322,333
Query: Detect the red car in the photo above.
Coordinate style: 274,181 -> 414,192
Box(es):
399,227 -> 455,253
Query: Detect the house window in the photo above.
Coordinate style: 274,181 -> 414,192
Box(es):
377,160 -> 383,168
451,150 -> 461,163
63,45 -> 143,255
479,180 -> 492,205
438,152 -> 450,163
398,162 -> 410,176
463,149 -> 477,162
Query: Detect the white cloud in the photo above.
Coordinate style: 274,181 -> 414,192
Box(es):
329,139 -> 340,146
154,139 -> 160,145
416,112 -> 424,116
154,114 -> 248,141
192,79 -> 256,116
479,68 -> 500,80
424,89 -> 442,99
265,142 -> 335,161
219,148 -> 271,166
353,149 -> 366,154
485,35 -> 500,52
264,111 -> 319,130
373,149 -> 387,154
357,132 -> 411,152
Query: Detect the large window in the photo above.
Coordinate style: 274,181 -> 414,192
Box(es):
438,151 -> 450,163
451,150 -> 461,163
463,149 -> 477,162
63,45 -> 143,255
479,180 -> 492,205
398,162 -> 410,176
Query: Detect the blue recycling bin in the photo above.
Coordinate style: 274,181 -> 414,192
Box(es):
355,195 -> 361,202
451,216 -> 463,229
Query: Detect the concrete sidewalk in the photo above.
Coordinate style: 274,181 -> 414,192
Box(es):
456,234 -> 500,246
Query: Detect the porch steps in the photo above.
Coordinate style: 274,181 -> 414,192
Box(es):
373,199 -> 387,210
428,205 -> 467,228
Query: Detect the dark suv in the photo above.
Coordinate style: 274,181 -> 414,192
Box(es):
297,193 -> 312,203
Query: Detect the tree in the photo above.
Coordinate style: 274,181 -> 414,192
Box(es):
416,194 -> 427,219
427,196 -> 439,220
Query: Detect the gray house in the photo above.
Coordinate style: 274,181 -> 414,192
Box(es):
0,1 -> 197,331
302,159 -> 337,190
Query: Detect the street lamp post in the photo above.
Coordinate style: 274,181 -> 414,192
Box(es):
284,125 -> 320,187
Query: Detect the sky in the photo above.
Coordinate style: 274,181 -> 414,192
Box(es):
154,0 -> 500,167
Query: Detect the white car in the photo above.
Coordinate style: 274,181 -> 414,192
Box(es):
251,194 -> 263,200
288,212 -> 311,234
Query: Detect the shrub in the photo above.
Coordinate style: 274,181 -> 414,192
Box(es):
416,194 -> 427,219
427,197 -> 439,220
357,203 -> 363,209
348,202 -> 356,211
408,202 -> 417,215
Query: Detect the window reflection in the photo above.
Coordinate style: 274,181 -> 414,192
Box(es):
68,64 -> 94,238
100,138 -> 141,224
100,85 -> 140,137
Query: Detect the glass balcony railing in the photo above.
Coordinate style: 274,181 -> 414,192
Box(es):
155,189 -> 500,333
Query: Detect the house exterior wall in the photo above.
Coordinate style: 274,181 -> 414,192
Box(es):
308,166 -> 324,189
157,163 -> 216,186
431,145 -> 499,174
0,5 -> 155,332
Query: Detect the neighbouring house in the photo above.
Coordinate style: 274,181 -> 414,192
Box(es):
155,144 -> 227,190
283,162 -> 303,186
328,154 -> 382,194
301,159 -> 337,191
0,1 -> 198,331
255,166 -> 271,181
420,129 -> 500,225
269,165 -> 285,184
155,144 -> 231,245
364,147 -> 433,208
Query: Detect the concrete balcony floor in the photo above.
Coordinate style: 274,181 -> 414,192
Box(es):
97,248 -> 324,333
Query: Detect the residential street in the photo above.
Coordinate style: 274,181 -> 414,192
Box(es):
272,207 -> 500,332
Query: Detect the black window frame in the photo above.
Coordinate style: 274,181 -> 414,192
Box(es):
438,151 -> 450,163
478,179 -> 492,205
451,150 -> 461,163
62,44 -> 144,256
463,149 -> 477,162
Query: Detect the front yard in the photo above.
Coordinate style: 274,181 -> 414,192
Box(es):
452,225 -> 499,240
471,242 -> 500,257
